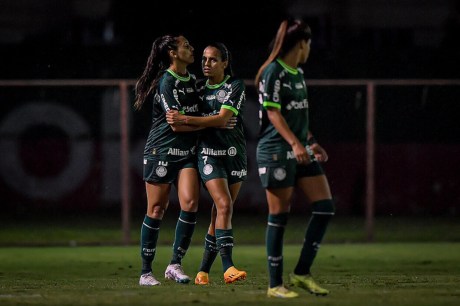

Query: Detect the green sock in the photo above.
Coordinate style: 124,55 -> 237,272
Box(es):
170,210 -> 197,265
266,213 -> 288,288
294,206 -> 332,275
140,215 -> 161,275
216,229 -> 234,272
198,234 -> 218,273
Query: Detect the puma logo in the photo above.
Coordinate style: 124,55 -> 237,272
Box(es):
282,83 -> 292,90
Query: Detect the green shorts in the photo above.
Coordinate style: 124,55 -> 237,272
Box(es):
257,159 -> 324,189
198,154 -> 247,185
143,157 -> 197,184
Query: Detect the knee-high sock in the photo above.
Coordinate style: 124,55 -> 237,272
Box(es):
198,233 -> 219,273
170,210 -> 197,265
266,213 -> 288,288
140,215 -> 161,274
216,229 -> 234,272
294,199 -> 334,275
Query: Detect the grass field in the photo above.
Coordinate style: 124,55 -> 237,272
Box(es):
1,214 -> 459,305
1,213 -> 460,246
1,243 -> 459,306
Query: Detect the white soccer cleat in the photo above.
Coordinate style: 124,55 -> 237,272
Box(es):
164,264 -> 191,283
139,272 -> 161,286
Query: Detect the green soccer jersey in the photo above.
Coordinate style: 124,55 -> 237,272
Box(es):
144,69 -> 200,161
197,75 -> 246,159
257,59 -> 309,160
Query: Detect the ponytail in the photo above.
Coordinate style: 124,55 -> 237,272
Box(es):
134,35 -> 178,110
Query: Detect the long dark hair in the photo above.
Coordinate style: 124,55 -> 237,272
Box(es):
134,35 -> 179,110
206,42 -> 234,77
254,19 -> 311,88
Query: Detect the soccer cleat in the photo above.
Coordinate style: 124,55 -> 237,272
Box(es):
164,264 -> 191,283
139,272 -> 161,286
289,273 -> 329,296
223,266 -> 247,284
194,271 -> 209,285
267,285 -> 299,298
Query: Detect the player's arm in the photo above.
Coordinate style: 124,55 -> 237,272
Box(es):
167,108 -> 235,128
266,106 -> 310,164
169,124 -> 204,132
158,80 -> 205,132
166,107 -> 237,129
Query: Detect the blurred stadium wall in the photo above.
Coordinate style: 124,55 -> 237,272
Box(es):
0,81 -> 458,217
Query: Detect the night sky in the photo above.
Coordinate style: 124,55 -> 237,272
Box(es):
1,0 -> 459,80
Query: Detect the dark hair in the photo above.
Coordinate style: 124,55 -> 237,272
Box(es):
206,42 -> 233,76
134,35 -> 179,110
254,19 -> 311,87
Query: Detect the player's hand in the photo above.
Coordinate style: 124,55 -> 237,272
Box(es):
219,117 -> 237,129
310,143 -> 328,162
166,110 -> 186,126
292,142 -> 311,165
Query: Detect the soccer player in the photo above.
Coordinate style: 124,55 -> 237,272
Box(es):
255,19 -> 335,298
134,34 -> 202,286
166,42 -> 247,285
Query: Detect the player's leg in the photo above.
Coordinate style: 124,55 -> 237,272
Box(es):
195,203 -> 218,285
265,186 -> 298,298
206,178 -> 246,283
195,181 -> 245,284
222,181 -> 246,284
139,181 -> 171,286
290,169 -> 334,295
165,167 -> 200,284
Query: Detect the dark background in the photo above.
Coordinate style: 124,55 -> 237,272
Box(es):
1,0 -> 459,80
1,0 -> 459,218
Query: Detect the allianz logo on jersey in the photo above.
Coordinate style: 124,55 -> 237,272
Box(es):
286,99 -> 308,110
167,148 -> 191,156
201,146 -> 237,156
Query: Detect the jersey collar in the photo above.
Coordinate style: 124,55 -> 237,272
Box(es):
167,69 -> 191,81
206,75 -> 230,89
276,58 -> 298,75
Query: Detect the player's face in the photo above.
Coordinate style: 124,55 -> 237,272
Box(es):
175,36 -> 195,65
202,46 -> 226,83
299,38 -> 311,64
